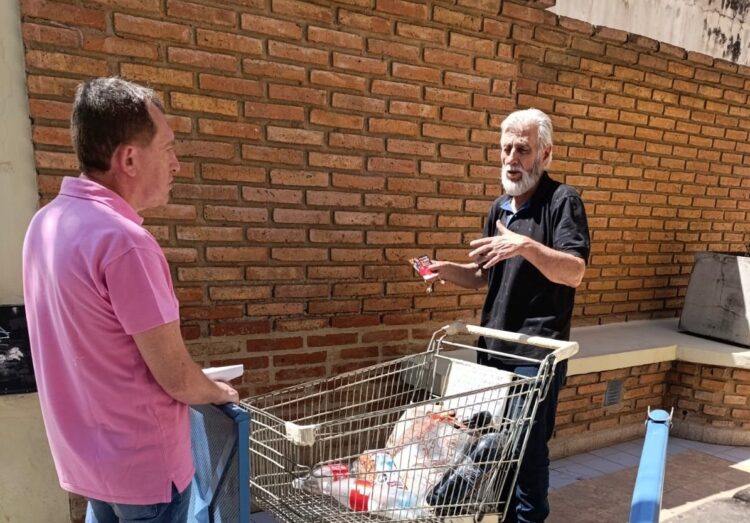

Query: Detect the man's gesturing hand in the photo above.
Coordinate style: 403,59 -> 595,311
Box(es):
468,219 -> 528,269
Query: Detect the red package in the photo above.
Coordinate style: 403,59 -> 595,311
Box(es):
411,255 -> 438,281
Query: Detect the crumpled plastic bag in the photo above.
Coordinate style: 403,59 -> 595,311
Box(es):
385,403 -> 470,495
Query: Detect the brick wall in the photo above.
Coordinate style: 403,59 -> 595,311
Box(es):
667,363 -> 750,439
20,0 -> 750,395
550,361 -> 750,458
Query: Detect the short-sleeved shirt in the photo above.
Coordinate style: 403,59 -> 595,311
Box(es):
478,173 -> 590,364
22,176 -> 193,504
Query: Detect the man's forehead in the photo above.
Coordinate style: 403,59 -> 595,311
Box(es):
501,126 -> 537,145
147,102 -> 174,141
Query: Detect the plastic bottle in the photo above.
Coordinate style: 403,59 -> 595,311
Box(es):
370,481 -> 427,520
292,463 -> 350,495
328,477 -> 376,511
426,431 -> 506,515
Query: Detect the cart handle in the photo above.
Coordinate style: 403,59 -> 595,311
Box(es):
443,322 -> 579,362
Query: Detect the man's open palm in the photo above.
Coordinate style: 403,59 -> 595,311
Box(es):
468,219 -> 528,269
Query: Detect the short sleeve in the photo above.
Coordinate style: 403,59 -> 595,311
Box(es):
484,199 -> 501,237
104,247 -> 180,335
552,193 -> 591,262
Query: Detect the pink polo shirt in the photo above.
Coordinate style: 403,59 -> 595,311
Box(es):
22,176 -> 193,504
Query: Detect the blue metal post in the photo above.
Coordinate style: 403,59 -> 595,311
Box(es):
629,408 -> 672,523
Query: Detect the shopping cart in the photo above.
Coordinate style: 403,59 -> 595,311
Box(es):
240,322 -> 578,522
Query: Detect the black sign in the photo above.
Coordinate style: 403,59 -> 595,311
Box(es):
0,305 -> 36,395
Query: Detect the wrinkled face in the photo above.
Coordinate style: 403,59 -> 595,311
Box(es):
131,103 -> 179,210
500,124 -> 544,197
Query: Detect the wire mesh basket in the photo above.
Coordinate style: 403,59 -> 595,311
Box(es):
240,322 -> 578,523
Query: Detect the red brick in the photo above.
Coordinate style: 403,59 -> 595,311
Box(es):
310,70 -> 367,92
23,22 -> 79,47
267,126 -> 324,146
450,32 -> 495,56
242,145 -> 304,165
269,41 -> 328,65
368,39 -> 420,60
26,75 -> 79,97
329,133 -> 384,151
198,119 -> 260,139
240,14 -> 302,39
396,22 -> 446,44
272,0 -> 332,23
202,164 -> 265,183
197,29 -> 262,55
376,0 -> 428,19
242,58 -> 306,81
168,47 -> 238,72
168,0 -> 236,26
26,50 -> 108,77
247,228 -> 305,243
393,62 -> 441,83
114,14 -> 191,43
23,0 -> 106,30
269,84 -> 326,105
32,126 -> 71,146
175,139 -> 234,159
338,10 -> 391,34
309,152 -> 363,171
371,80 -> 421,99
308,26 -> 363,50
249,337 -> 304,352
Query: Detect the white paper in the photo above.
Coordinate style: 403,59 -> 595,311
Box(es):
202,364 -> 244,382
439,357 -> 513,423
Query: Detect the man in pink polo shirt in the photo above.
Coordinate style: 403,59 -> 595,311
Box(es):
23,77 -> 238,522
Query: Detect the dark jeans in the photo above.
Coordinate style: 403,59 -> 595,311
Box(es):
85,482 -> 191,523
492,360 -> 567,523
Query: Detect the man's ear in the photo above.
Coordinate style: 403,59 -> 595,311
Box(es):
541,145 -> 552,167
111,144 -> 137,178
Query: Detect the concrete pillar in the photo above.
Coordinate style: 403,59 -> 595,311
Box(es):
0,2 -> 69,522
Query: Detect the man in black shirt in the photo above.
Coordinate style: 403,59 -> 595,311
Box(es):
429,108 -> 590,522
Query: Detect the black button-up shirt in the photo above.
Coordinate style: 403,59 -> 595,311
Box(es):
478,172 -> 590,364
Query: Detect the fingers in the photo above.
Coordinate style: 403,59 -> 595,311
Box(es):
470,241 -> 500,259
469,236 -> 492,248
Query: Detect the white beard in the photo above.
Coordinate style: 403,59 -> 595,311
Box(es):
501,161 -> 543,196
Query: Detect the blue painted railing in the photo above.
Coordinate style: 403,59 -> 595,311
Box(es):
629,408 -> 672,523
189,403 -> 250,523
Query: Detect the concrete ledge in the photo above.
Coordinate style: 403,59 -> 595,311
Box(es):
569,318 -> 750,375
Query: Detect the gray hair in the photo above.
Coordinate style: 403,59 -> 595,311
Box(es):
71,77 -> 164,174
500,108 -> 554,169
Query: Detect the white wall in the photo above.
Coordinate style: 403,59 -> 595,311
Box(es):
0,3 -> 69,523
552,0 -> 750,66
0,0 -> 38,305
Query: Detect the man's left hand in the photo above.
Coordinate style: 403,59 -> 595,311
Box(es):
468,219 -> 528,269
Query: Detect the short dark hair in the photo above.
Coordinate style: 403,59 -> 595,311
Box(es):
71,77 -> 164,173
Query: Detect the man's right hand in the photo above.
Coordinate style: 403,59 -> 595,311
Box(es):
134,321 -> 244,406
428,260 -> 487,290
213,381 -> 239,405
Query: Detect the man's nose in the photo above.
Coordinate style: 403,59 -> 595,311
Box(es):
170,154 -> 181,174
505,148 -> 518,164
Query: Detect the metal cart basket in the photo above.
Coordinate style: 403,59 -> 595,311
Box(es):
240,322 -> 578,523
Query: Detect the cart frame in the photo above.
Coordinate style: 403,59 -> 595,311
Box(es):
240,322 -> 578,523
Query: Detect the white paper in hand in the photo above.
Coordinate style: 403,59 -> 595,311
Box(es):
202,364 -> 244,382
